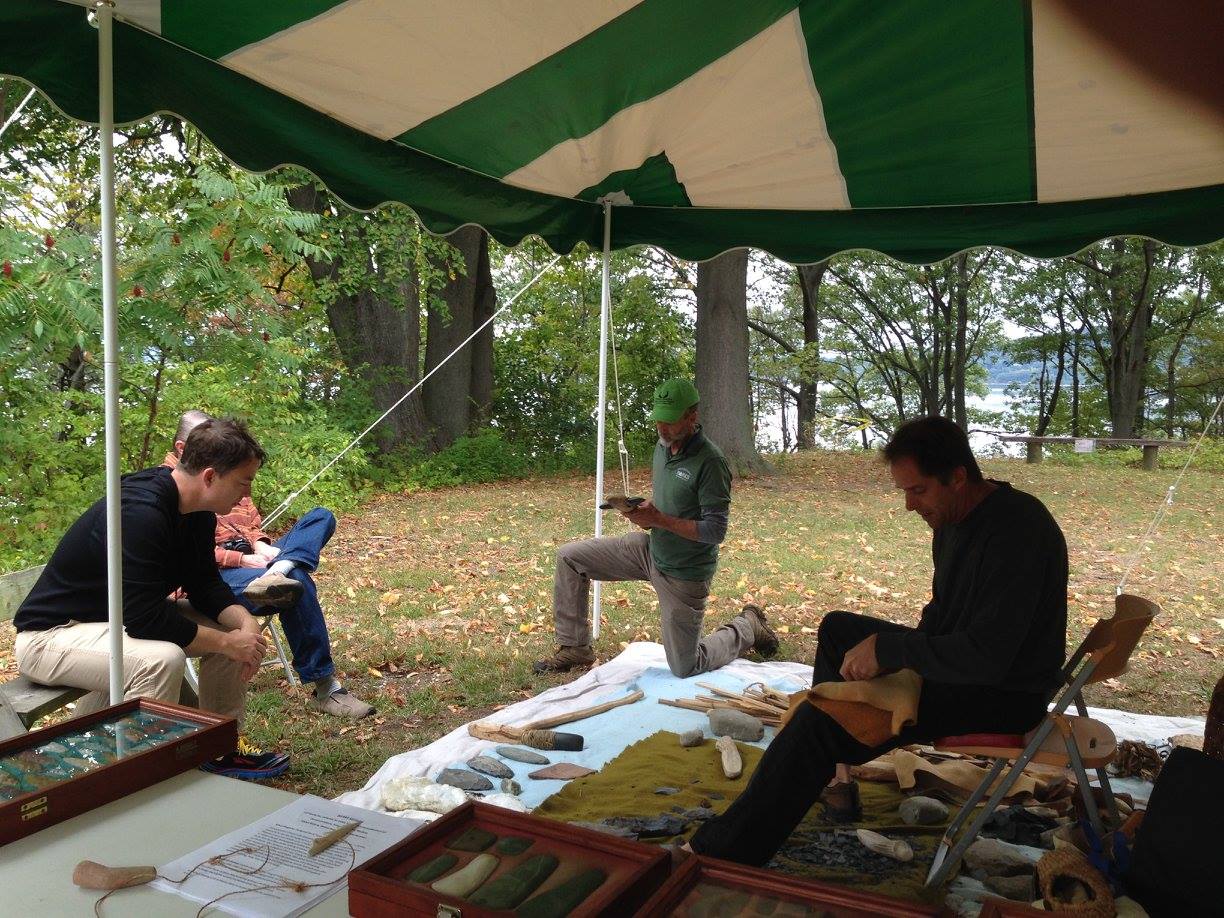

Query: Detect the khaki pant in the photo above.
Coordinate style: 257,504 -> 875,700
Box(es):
14,603 -> 247,727
554,531 -> 752,678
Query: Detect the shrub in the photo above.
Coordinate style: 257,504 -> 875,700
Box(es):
404,430 -> 533,490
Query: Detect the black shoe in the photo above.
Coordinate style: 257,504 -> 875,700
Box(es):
819,779 -> 862,822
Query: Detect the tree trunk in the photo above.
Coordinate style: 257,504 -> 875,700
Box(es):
1070,326 -> 1082,436
1099,240 -> 1158,438
951,255 -> 970,430
795,261 -> 826,449
695,249 -> 772,476
288,185 -> 432,452
469,231 -> 496,428
423,225 -> 487,447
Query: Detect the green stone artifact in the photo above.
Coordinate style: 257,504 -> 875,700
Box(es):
446,827 -> 498,852
406,853 -> 458,883
495,835 -> 535,855
515,868 -> 607,917
431,853 -> 498,898
469,854 -> 559,909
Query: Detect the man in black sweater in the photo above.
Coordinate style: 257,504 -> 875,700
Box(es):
688,415 -> 1068,865
14,418 -> 289,779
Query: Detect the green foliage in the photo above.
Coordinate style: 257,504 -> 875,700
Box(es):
490,240 -> 692,470
1039,438 -> 1224,473
402,430 -> 533,490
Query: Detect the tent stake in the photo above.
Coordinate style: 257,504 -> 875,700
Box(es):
592,201 -> 612,642
96,0 -> 124,705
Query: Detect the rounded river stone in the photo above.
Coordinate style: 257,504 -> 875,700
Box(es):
678,728 -> 704,747
709,709 -> 764,742
899,795 -> 949,826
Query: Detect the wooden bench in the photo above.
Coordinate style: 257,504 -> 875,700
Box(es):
0,565 -> 87,740
997,435 -> 1190,471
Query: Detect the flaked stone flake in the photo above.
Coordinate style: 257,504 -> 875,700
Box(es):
468,755 -> 514,778
496,745 -> 550,765
436,767 -> 493,792
528,762 -> 597,781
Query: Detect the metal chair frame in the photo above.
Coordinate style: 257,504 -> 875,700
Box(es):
925,593 -> 1157,887
182,613 -> 297,697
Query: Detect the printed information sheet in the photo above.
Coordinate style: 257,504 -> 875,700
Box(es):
151,795 -> 423,917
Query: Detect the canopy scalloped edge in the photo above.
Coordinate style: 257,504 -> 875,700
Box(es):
3,1 -> 1222,266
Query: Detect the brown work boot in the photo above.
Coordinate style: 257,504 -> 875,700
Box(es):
242,571 -> 303,609
741,603 -> 779,658
819,779 -> 862,823
532,645 -> 595,674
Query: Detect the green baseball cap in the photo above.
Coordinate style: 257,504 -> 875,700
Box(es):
650,378 -> 700,422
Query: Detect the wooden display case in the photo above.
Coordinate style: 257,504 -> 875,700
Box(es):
637,854 -> 946,917
349,800 -> 670,917
978,897 -> 1049,917
0,697 -> 236,846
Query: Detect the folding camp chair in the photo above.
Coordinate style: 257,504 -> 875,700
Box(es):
182,612 -> 298,697
925,593 -> 1158,888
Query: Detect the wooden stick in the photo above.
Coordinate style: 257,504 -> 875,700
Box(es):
309,820 -> 361,856
518,689 -> 644,731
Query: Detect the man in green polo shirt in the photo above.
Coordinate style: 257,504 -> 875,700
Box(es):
534,378 -> 778,678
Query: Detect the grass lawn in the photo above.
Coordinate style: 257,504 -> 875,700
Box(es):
2,450 -> 1220,799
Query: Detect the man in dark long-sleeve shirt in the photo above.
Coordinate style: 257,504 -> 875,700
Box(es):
689,415 -> 1068,866
14,418 -> 289,779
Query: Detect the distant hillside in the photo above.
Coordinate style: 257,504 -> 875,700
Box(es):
981,350 -> 1041,390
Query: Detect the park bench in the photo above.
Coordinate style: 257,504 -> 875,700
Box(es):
997,435 -> 1190,471
0,565 -> 87,740
1,563 -> 289,739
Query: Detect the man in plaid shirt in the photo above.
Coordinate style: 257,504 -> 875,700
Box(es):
166,411 -> 375,718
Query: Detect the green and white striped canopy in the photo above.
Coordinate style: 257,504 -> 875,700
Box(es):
6,0 -> 1223,263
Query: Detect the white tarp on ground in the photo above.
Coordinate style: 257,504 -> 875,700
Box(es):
335,642 -> 1205,815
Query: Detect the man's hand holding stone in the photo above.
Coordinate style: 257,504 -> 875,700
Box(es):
624,500 -> 664,531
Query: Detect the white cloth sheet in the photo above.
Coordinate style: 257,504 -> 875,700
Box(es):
335,642 -> 1204,814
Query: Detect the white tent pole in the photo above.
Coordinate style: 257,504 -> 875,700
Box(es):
592,201 -> 612,642
97,0 -> 124,705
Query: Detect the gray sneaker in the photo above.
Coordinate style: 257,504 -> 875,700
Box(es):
532,645 -> 596,674
242,571 -> 303,609
741,604 -> 779,658
310,687 -> 375,718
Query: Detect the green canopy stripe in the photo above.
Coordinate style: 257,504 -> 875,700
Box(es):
158,1 -> 349,61
612,183 -> 1224,265
5,0 -> 1222,263
397,0 -> 801,180
578,152 -> 692,207
1,1 -> 600,251
799,0 -> 1036,207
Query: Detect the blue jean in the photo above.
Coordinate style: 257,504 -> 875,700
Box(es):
221,507 -> 337,683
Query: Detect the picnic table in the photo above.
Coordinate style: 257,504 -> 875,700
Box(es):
997,435 -> 1190,470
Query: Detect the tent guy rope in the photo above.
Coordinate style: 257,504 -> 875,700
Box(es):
1115,392 -> 1224,596
260,253 -> 562,530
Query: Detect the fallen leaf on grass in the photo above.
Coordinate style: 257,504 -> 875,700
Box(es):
367,666 -> 384,679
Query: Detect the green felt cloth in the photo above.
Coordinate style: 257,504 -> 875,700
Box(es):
532,731 -> 948,905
